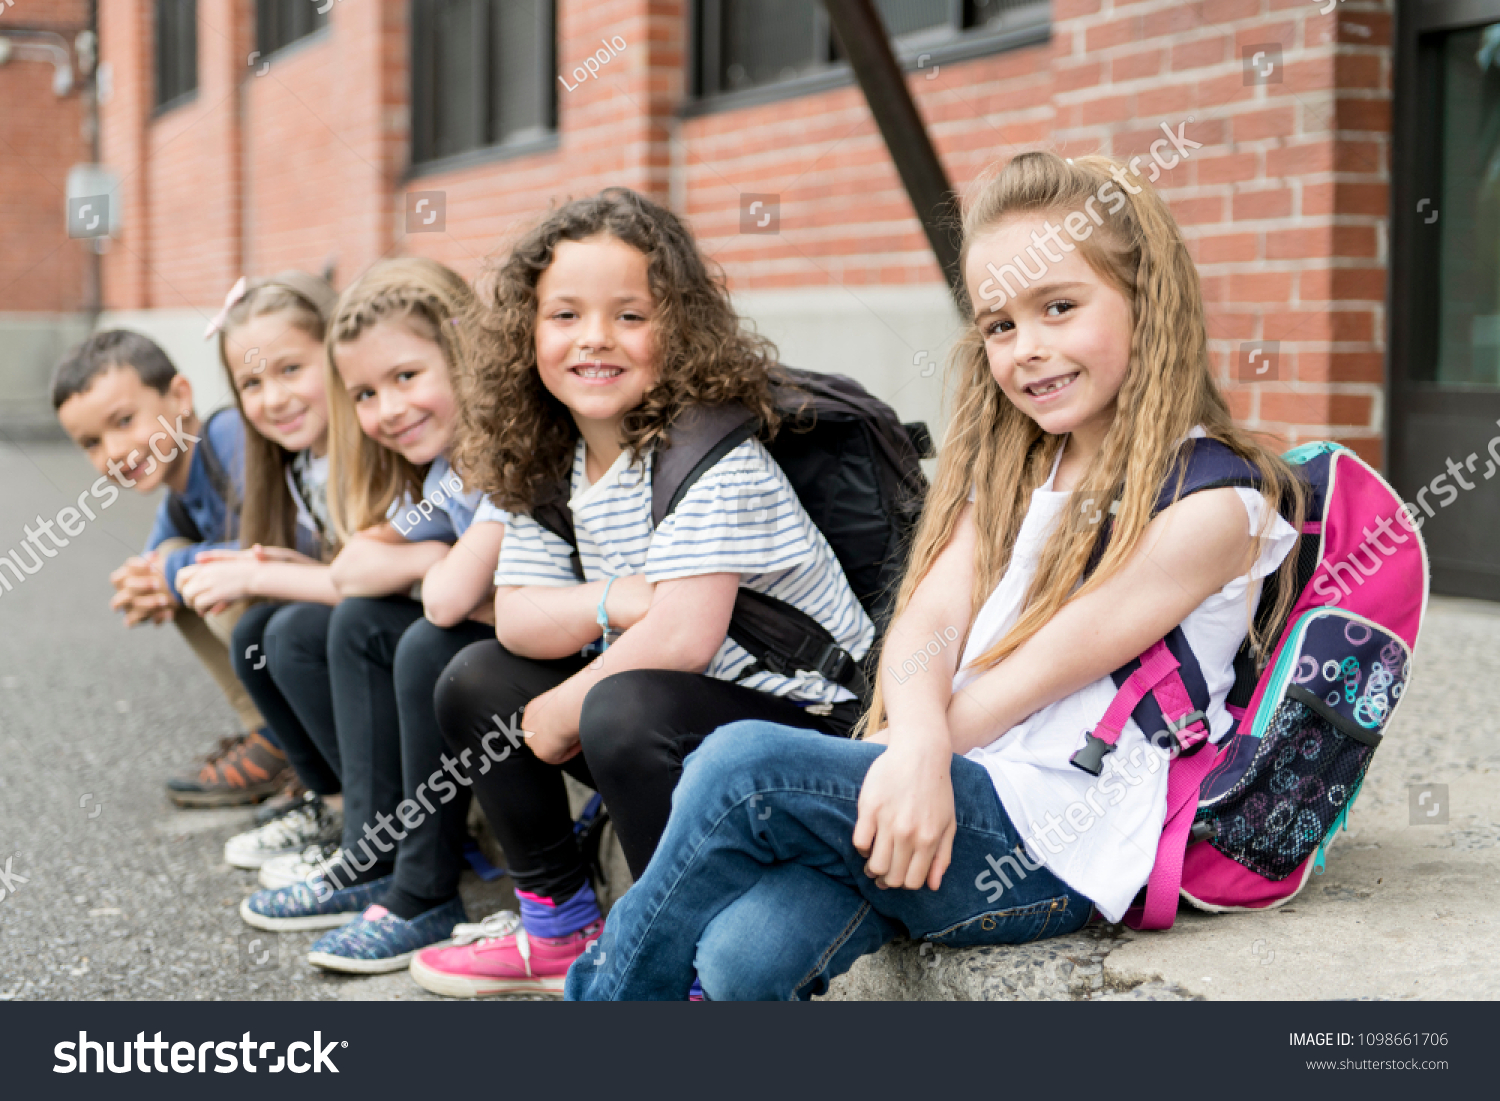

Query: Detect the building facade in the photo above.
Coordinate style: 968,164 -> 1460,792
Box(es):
14,1 -> 1500,595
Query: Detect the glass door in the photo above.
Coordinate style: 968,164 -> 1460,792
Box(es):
1390,0 -> 1500,599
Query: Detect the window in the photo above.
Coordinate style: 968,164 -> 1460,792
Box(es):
155,0 -> 197,110
411,0 -> 556,167
694,0 -> 1047,98
256,0 -> 329,59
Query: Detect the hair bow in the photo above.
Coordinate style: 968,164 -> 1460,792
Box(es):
204,275 -> 250,339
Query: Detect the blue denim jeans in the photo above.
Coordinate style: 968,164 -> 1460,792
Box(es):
565,721 -> 1095,1001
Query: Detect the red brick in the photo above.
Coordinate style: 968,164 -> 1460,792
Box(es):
1233,187 -> 1293,220
1263,309 -> 1375,343
1295,351 -> 1386,383
1232,106 -> 1296,143
1171,35 -> 1229,73
1260,392 -> 1375,426
1298,266 -> 1388,302
1229,271 -> 1294,302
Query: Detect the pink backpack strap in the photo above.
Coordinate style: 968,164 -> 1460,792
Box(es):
1071,640 -> 1207,774
1078,636 -> 1216,931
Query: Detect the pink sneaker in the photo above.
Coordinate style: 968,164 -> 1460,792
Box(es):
408,909 -> 601,998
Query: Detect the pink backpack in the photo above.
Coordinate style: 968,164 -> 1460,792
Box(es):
1073,441 -> 1429,929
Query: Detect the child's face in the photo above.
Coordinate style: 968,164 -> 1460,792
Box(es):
966,214 -> 1134,445
56,364 -> 195,494
224,312 -> 330,457
533,234 -> 657,442
335,318 -> 456,466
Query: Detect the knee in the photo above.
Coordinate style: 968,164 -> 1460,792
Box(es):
229,607 -> 270,677
326,596 -> 384,659
263,603 -> 327,681
694,925 -> 793,1002
394,616 -> 450,693
432,641 -> 510,752
578,671 -> 665,780
678,720 -> 787,787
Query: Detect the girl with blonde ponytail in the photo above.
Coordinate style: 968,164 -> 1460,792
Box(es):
568,151 -> 1307,1001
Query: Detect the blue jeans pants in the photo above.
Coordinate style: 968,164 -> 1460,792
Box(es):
565,721 -> 1094,1001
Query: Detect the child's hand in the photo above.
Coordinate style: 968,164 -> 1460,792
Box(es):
521,688 -> 580,765
852,729 -> 956,891
177,557 -> 258,617
605,574 -> 656,631
111,556 -> 178,626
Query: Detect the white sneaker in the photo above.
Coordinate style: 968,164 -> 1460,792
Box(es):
225,796 -> 341,870
258,840 -> 344,890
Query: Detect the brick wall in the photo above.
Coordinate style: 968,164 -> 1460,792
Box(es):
0,1 -> 93,314
97,0 -> 1393,463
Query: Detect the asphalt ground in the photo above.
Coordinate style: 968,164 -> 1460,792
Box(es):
0,439 -> 513,1001
3,439 -> 1497,1002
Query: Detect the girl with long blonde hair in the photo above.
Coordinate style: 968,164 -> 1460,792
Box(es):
568,151 -> 1307,1000
236,259 -> 512,973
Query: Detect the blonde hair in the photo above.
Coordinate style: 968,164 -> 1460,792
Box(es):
865,151 -> 1306,734
324,258 -> 478,541
216,271 -> 337,556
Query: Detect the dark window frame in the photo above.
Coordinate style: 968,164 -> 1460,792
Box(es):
688,0 -> 1048,113
410,0 -> 558,170
154,0 -> 198,114
255,0 -> 330,61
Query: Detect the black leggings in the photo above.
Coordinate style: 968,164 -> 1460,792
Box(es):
271,596 -> 494,904
434,641 -> 860,901
231,601 -> 339,794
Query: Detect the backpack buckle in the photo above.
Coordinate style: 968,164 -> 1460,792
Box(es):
1070,732 -> 1115,776
1165,709 -> 1208,755
814,645 -> 854,684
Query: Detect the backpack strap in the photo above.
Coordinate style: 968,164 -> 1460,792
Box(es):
532,488 -> 585,582
723,587 -> 870,698
652,403 -> 759,526
164,408 -> 237,545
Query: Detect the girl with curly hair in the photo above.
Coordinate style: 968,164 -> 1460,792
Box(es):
565,152 -> 1307,1000
407,187 -> 874,998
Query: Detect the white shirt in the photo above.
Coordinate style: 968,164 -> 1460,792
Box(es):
956,429 -> 1299,921
495,437 -> 875,705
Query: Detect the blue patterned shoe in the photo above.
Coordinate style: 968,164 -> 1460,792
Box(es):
239,874 -> 391,933
307,899 -> 467,974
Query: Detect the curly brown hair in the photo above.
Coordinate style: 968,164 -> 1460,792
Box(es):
454,187 -> 782,511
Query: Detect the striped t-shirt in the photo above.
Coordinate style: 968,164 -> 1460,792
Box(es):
495,437 -> 874,706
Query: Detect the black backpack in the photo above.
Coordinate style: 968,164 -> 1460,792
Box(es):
533,367 -> 930,702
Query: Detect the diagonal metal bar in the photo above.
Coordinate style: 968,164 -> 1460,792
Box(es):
822,0 -> 963,305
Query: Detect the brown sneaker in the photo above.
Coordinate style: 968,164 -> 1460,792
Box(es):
254,773 -> 310,825
166,731 -> 290,808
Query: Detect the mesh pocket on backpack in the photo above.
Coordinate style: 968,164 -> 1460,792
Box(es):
1205,693 -> 1376,881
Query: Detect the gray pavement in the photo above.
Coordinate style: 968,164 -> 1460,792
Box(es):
2,439 -> 1496,1001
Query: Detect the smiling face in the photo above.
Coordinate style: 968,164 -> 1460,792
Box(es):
334,318 -> 457,466
224,312 -> 330,457
533,234 -> 658,452
56,364 -> 195,494
966,213 -> 1135,456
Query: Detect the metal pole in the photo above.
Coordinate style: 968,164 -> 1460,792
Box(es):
822,0 -> 963,304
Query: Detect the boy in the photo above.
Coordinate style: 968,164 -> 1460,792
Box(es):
52,330 -> 291,807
